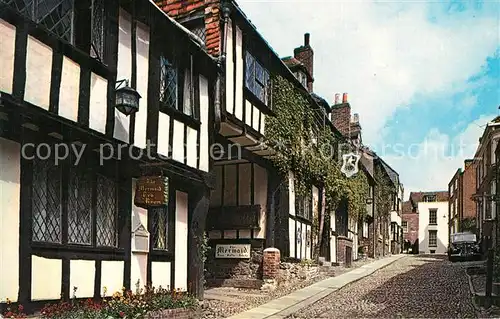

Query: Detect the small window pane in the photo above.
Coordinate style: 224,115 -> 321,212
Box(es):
160,56 -> 178,110
90,0 -> 105,60
96,175 -> 117,247
183,68 -> 193,117
68,167 -> 92,245
32,157 -> 62,243
152,207 -> 169,250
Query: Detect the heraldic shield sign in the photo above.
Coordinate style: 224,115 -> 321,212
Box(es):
341,153 -> 361,178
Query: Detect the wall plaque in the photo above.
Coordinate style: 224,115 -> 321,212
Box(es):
134,176 -> 168,208
215,244 -> 251,258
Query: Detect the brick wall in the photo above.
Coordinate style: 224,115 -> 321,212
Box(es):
337,236 -> 353,265
155,0 -> 221,56
330,104 -> 351,136
403,204 -> 418,246
263,248 -> 280,279
462,160 -> 477,219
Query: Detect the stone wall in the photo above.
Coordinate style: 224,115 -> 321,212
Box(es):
205,240 -> 264,289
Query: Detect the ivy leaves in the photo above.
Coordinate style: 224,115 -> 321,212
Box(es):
265,76 -> 370,218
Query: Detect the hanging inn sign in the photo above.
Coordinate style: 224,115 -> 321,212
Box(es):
134,176 -> 169,208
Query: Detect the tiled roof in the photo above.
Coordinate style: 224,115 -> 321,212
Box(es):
410,191 -> 449,203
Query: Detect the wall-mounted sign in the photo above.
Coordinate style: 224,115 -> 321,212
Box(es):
134,176 -> 168,208
215,244 -> 251,258
132,223 -> 149,253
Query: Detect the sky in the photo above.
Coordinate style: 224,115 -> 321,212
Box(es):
237,0 -> 500,199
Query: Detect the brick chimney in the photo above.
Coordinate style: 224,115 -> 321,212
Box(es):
294,33 -> 314,92
330,93 -> 351,137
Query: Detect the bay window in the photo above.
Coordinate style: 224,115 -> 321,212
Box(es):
245,51 -> 270,106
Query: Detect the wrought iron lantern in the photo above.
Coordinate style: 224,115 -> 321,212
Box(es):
115,79 -> 141,116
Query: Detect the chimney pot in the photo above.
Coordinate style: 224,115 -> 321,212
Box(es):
334,93 -> 340,105
304,33 -> 310,46
343,93 -> 348,103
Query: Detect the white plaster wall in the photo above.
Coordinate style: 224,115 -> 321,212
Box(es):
70,260 -> 95,298
330,234 -> 337,263
130,178 -> 148,289
25,36 -> 52,110
157,112 -> 171,157
175,191 -> 188,291
151,262 -> 171,290
89,73 -> 108,134
234,26 -> 243,121
0,138 -> 20,302
288,171 -> 296,216
244,100 -> 252,127
58,56 -> 80,122
289,218 -> 296,258
252,108 -> 260,132
172,120 -> 185,163
301,222 -> 306,259
0,19 -> 15,94
114,8 -> 132,143
418,201 -> 449,254
199,75 -> 209,172
186,126 -> 197,168
225,19 -> 234,113
101,261 -> 124,296
254,164 -> 268,239
31,257 -> 62,300
260,114 -> 265,134
134,22 -> 149,149
391,211 -> 401,226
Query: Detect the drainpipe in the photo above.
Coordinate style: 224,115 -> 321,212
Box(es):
214,0 -> 232,133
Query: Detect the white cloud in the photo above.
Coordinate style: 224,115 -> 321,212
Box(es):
236,0 -> 499,144
381,113 -> 496,199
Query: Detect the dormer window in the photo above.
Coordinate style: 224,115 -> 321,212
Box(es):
295,71 -> 307,88
182,17 -> 206,44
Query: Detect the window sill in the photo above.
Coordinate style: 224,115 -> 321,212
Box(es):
159,105 -> 201,130
243,87 -> 274,116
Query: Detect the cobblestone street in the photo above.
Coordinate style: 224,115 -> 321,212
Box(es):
287,255 -> 477,318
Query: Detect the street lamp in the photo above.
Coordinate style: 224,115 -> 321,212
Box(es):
115,79 -> 141,116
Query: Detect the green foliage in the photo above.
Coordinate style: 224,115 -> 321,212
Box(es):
265,75 -> 370,219
461,217 -> 477,233
374,165 -> 394,217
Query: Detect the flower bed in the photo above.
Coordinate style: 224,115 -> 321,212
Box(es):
1,286 -> 198,319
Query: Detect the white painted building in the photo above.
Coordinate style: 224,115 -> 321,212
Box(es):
415,193 -> 450,254
0,0 -> 217,313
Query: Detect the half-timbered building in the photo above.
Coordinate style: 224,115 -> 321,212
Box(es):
0,0 -> 218,312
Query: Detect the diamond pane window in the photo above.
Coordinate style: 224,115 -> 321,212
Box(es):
90,0 -> 105,60
96,175 -> 117,247
68,167 -> 92,245
3,0 -> 75,43
151,207 -> 169,251
159,56 -> 178,110
244,51 -> 270,106
32,157 -> 62,243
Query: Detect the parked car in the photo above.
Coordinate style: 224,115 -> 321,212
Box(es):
448,232 -> 481,262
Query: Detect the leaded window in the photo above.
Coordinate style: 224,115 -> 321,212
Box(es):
68,167 -> 92,244
30,152 -> 118,248
90,0 -> 105,61
159,55 -> 196,118
96,175 -> 117,247
32,156 -> 62,243
2,0 -> 75,43
160,56 -> 178,110
184,18 -> 206,44
296,191 -> 312,221
245,51 -> 270,106
151,206 -> 169,251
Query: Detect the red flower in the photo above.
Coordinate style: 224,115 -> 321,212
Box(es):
119,311 -> 125,317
